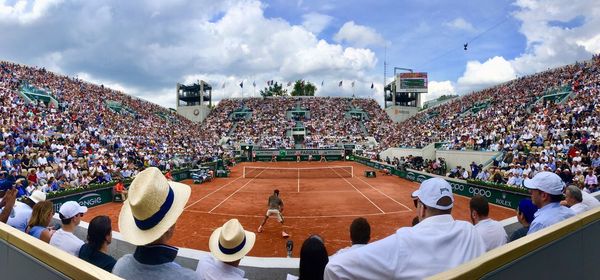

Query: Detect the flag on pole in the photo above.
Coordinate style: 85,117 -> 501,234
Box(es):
321,80 -> 324,86
338,80 -> 343,87
253,81 -> 256,87
351,81 -> 355,88
222,82 -> 226,89
371,83 -> 374,89
287,81 -> 292,86
239,81 -> 244,88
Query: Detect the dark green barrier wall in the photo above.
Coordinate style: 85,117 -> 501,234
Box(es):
49,169 -> 191,212
253,149 -> 344,161
352,155 -> 528,209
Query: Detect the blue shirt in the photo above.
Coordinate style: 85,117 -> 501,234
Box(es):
527,203 -> 575,235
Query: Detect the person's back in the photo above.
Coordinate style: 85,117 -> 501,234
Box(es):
324,178 -> 486,280
268,194 -> 281,209
112,167 -> 196,280
113,247 -> 197,280
6,201 -> 33,232
474,218 -> 507,251
325,215 -> 484,280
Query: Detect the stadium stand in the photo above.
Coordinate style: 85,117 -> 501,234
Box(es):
1,53 -> 600,279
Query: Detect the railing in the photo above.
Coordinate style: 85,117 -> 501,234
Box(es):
428,207 -> 600,279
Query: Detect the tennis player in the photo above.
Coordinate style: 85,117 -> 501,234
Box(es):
258,189 -> 289,238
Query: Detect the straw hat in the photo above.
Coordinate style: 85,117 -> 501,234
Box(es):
209,219 -> 256,262
118,167 -> 190,246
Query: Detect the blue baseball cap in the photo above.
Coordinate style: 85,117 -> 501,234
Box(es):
517,199 -> 537,224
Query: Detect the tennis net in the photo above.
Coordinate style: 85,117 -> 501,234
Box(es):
243,166 -> 354,179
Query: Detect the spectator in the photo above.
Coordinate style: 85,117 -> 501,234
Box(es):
525,172 -> 575,235
581,189 -> 600,209
78,215 -> 116,272
563,185 -> 588,215
333,217 -> 370,256
196,218 -> 255,280
324,178 -> 485,280
50,201 -> 87,255
25,200 -> 55,243
287,235 -> 329,280
114,179 -> 127,200
0,188 -> 17,223
470,195 -> 508,251
6,190 -> 46,232
112,167 -> 196,280
509,199 -> 537,242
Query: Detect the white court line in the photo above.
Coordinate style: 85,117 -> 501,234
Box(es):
208,169 -> 267,213
354,175 -> 413,211
331,167 -> 385,214
183,176 -> 243,210
297,169 -> 300,193
185,209 -> 411,219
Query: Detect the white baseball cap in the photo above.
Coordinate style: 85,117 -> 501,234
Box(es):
523,171 -> 565,195
411,178 -> 454,210
59,201 -> 88,219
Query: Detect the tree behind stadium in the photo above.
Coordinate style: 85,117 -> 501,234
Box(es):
291,80 -> 316,96
260,82 -> 288,98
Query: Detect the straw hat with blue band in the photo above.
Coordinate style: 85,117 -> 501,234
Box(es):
118,167 -> 191,246
209,219 -> 256,262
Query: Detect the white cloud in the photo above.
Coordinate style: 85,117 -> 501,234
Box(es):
425,81 -> 456,102
0,0 -> 380,108
457,56 -> 516,92
443,17 -> 476,33
0,0 -> 63,24
510,0 -> 600,74
301,12 -> 333,35
333,21 -> 385,48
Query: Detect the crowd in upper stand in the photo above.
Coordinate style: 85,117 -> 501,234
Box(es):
2,54 -> 600,196
0,61 -> 225,196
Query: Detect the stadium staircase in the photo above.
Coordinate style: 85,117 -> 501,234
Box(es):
18,83 -> 59,107
525,84 -> 573,113
105,100 -> 138,116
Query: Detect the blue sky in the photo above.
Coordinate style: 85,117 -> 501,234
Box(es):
1,0 -> 599,107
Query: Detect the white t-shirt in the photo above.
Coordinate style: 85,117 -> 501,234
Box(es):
324,214 -> 486,280
196,255 -> 246,280
5,201 -> 33,232
474,218 -> 508,252
581,191 -> 600,209
332,244 -> 366,257
49,229 -> 84,256
570,202 -> 589,215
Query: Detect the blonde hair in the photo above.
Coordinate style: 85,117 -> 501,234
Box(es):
27,201 -> 54,230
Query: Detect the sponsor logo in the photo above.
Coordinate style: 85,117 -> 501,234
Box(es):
416,175 -> 428,183
406,172 -> 416,181
78,193 -> 103,207
450,182 -> 465,192
468,187 -> 492,198
495,198 -> 512,207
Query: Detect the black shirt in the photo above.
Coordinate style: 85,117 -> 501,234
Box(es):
78,243 -> 117,272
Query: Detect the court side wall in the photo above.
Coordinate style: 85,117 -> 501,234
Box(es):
379,147 -> 499,169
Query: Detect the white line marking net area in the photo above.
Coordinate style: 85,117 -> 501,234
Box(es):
330,167 -> 385,214
185,209 -> 410,219
185,164 -> 412,216
208,168 -> 267,213
183,176 -> 243,210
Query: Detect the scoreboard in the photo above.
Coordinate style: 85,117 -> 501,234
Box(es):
397,72 -> 428,93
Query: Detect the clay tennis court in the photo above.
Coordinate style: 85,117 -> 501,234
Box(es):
84,161 -> 515,257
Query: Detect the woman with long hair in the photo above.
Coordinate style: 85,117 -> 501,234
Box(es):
78,215 -> 116,272
25,200 -> 55,243
287,235 -> 329,280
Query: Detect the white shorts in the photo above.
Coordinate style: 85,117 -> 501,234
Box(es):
266,209 -> 283,222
